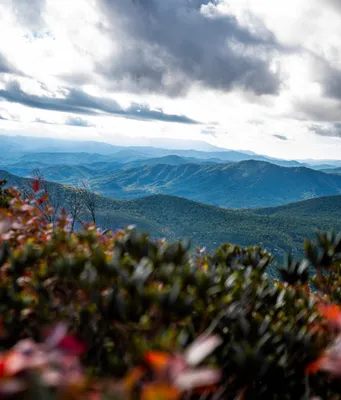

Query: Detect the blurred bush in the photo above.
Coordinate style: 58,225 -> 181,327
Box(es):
0,182 -> 341,398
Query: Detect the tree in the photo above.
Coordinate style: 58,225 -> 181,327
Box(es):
65,188 -> 84,233
80,180 -> 98,224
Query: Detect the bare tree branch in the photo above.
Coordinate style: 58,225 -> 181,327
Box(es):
65,188 -> 84,233
80,180 -> 98,225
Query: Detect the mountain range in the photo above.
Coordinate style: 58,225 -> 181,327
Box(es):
87,160 -> 341,208
3,134 -> 341,208
2,133 -> 341,254
0,134 -> 306,167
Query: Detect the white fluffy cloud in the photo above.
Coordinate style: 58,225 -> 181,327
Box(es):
0,0 -> 341,159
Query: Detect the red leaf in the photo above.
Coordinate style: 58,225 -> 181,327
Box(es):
32,180 -> 40,193
305,356 -> 328,375
58,335 -> 86,356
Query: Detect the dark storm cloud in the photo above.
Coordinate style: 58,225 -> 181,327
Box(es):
96,0 -> 281,97
306,52 -> 341,103
321,66 -> 341,101
273,134 -> 288,141
11,0 -> 45,29
291,94 -> 341,122
0,81 -> 198,124
309,123 -> 341,137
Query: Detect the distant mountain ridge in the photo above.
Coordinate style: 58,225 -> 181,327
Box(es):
0,134 -> 303,167
3,157 -> 341,208
89,160 -> 341,208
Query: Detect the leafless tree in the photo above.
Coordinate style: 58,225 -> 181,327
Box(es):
80,180 -> 98,225
65,188 -> 84,233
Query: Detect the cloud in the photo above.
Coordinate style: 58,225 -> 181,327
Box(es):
273,134 -> 288,141
65,117 -> 94,127
325,0 -> 341,12
0,53 -> 17,74
292,96 -> 341,122
0,81 -> 198,124
320,64 -> 341,101
34,118 -> 53,124
249,119 -> 265,126
96,0 -> 281,97
0,114 -> 8,120
309,123 -> 341,137
201,128 -> 217,137
10,0 -> 45,30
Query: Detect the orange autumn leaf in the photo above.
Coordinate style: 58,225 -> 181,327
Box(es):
318,304 -> 341,320
144,351 -> 171,373
141,383 -> 180,400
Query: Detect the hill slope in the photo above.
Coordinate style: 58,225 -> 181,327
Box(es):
91,160 -> 341,208
101,194 -> 341,254
251,194 -> 341,219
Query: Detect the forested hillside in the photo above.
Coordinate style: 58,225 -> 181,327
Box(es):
89,160 -> 341,208
3,170 -> 341,256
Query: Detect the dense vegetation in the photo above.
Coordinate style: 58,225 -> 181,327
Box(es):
2,181 -> 341,398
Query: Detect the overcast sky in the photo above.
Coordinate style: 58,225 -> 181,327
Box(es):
1,0 -> 341,159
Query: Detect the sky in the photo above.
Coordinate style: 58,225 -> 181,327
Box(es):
1,0 -> 341,159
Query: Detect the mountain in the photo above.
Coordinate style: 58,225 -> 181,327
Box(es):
301,159 -> 341,167
120,155 -> 223,170
129,148 -> 301,167
1,162 -> 98,184
253,194 -> 341,219
2,169 -> 341,256
4,158 -> 341,209
307,164 -> 338,170
321,167 -> 341,175
36,165 -> 97,184
89,160 -> 341,208
19,152 -> 111,165
0,134 -> 304,167
1,161 -> 50,177
0,135 -> 124,155
118,137 -> 224,151
0,134 -> 224,155
104,194 -> 341,255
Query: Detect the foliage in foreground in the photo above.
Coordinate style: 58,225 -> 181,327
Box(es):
1,183 -> 341,398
